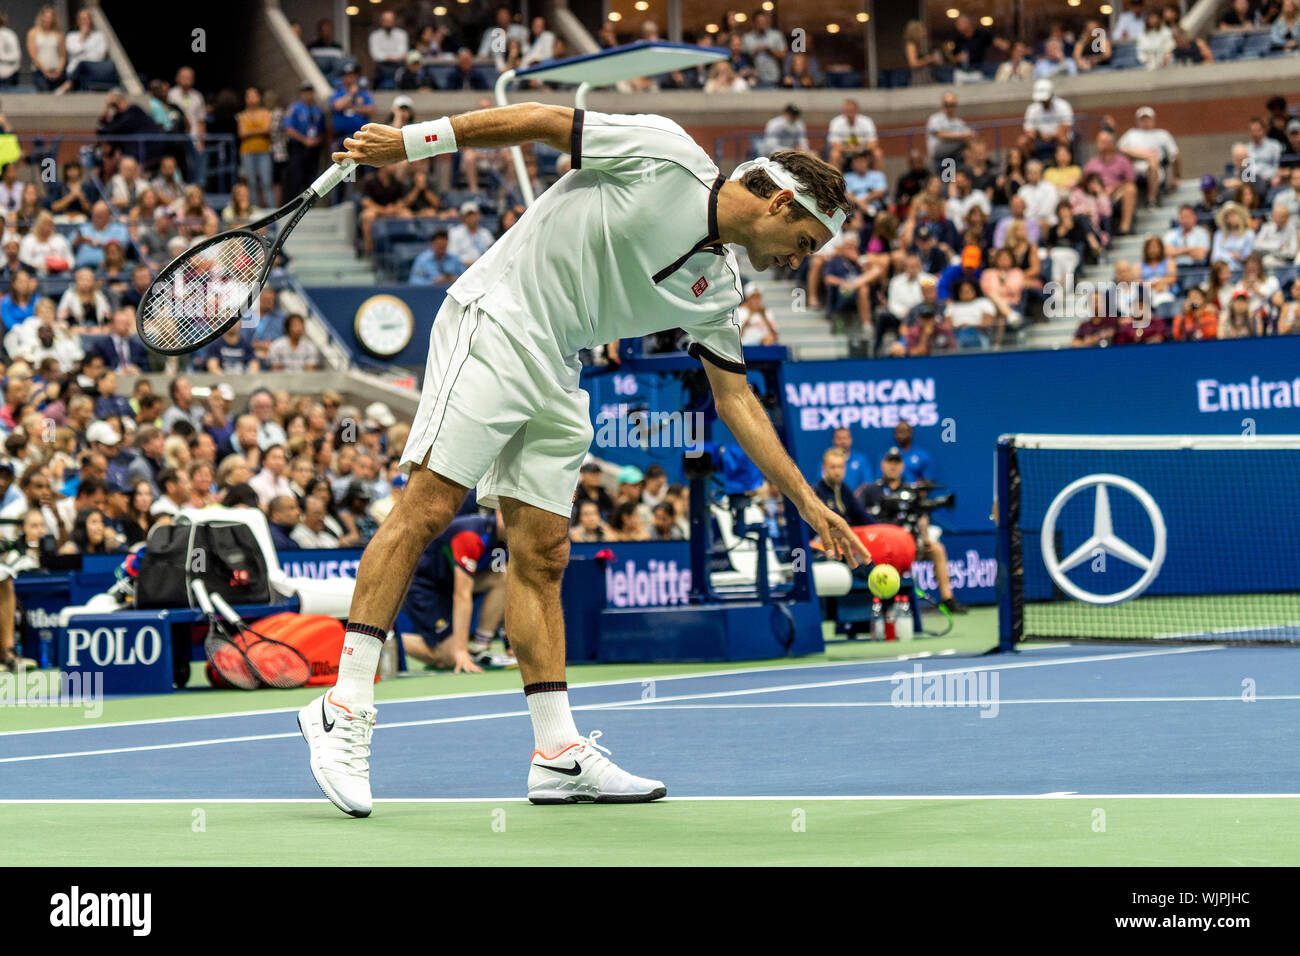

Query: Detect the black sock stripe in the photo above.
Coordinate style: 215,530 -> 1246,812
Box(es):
523,681 -> 568,696
345,622 -> 389,642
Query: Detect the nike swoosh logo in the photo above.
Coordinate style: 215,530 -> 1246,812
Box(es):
322,698 -> 335,733
540,761 -> 582,776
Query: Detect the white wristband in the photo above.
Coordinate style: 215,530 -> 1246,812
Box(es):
402,117 -> 458,161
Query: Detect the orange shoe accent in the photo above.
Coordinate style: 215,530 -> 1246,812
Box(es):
531,742 -> 580,761
326,692 -> 353,715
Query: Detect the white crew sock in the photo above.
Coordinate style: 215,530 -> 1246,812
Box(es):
332,624 -> 385,707
526,684 -> 580,756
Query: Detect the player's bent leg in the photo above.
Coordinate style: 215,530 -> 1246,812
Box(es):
300,456 -> 468,818
346,458 -> 468,638
500,498 -> 666,805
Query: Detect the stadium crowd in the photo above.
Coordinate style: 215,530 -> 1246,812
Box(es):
0,6 -> 117,93
777,87 -> 1300,356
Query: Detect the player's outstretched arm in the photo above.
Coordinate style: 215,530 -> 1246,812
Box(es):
702,361 -> 871,568
332,102 -> 575,168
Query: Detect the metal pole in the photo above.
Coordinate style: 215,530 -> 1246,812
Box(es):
866,0 -> 877,89
667,0 -> 683,43
338,0 -> 350,61
494,69 -> 536,206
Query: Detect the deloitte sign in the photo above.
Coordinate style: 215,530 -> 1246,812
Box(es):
605,558 -> 692,608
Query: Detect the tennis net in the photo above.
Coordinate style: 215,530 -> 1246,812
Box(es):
996,434 -> 1300,646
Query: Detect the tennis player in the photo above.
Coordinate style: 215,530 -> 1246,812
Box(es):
298,102 -> 871,815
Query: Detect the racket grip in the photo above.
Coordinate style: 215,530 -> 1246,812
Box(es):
309,162 -> 356,198
209,592 -> 244,626
191,578 -> 214,614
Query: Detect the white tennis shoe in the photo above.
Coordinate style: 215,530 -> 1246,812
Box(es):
298,692 -> 376,817
527,730 -> 667,804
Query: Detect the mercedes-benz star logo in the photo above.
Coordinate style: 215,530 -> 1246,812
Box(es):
1040,473 -> 1166,606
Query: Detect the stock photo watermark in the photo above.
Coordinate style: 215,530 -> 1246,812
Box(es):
890,664 -> 1000,718
593,403 -> 705,457
0,664 -> 104,719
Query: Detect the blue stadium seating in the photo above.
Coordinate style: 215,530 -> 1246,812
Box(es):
1239,30 -> 1279,59
1209,32 -> 1245,60
824,70 -> 865,88
389,240 -> 428,281
1108,43 -> 1140,70
311,51 -> 346,85
422,64 -> 459,89
84,61 -> 120,91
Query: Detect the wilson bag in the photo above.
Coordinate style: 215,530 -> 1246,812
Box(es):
204,613 -> 368,688
136,519 -> 271,609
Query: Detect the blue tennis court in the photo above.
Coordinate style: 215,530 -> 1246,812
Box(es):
4,643 -> 1297,802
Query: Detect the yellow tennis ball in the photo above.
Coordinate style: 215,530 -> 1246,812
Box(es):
868,563 -> 900,599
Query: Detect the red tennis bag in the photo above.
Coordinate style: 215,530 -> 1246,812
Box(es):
852,523 -> 918,573
205,614 -> 374,688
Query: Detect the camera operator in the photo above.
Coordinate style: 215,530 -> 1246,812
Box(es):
857,448 -> 967,614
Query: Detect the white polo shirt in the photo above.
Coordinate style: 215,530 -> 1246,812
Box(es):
1118,127 -> 1178,164
1023,98 -> 1074,137
827,114 -> 878,150
445,110 -> 747,381
368,27 -> 409,62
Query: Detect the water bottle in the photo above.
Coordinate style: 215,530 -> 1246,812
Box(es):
894,596 -> 914,642
883,601 -> 897,642
39,633 -> 52,670
872,598 -> 885,641
378,632 -> 398,680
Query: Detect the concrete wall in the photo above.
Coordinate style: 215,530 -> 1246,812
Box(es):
2,0 -> 70,35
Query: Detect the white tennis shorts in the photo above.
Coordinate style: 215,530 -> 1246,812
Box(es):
399,296 -> 592,517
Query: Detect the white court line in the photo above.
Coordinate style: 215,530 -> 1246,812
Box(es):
589,695 -> 1300,710
587,645 -> 1224,710
0,650 -> 1018,737
0,794 -> 1297,805
0,645 -> 1227,764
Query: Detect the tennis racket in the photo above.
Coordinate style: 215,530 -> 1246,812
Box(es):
208,591 -> 311,689
194,579 -> 259,690
135,162 -> 356,355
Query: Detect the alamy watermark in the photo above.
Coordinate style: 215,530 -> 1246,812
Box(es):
0,665 -> 103,719
890,664 -> 1000,718
594,404 -> 705,457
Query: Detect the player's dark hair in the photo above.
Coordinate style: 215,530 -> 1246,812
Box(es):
741,150 -> 851,226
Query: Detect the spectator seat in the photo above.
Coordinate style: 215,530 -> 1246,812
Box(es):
1108,43 -> 1140,70
1209,32 -> 1245,60
1240,30 -> 1278,58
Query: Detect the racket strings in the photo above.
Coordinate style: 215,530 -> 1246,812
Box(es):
246,639 -> 311,689
138,234 -> 267,352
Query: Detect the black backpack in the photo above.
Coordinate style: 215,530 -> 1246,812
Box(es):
136,519 -> 271,609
